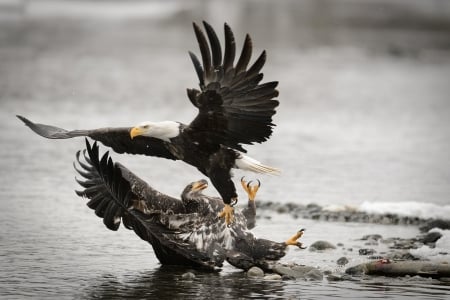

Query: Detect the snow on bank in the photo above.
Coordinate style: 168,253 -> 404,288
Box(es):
411,228 -> 450,261
357,201 -> 450,220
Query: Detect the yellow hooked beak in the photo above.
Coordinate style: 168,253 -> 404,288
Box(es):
130,127 -> 144,139
191,180 -> 208,192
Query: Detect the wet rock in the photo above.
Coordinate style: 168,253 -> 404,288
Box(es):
346,260 -> 450,278
387,251 -> 418,261
257,200 -> 441,229
362,234 -> 382,241
306,203 -> 322,212
281,275 -> 297,280
368,255 -> 384,260
247,266 -> 264,278
359,248 -> 376,256
380,237 -> 398,244
337,257 -> 349,266
309,240 -> 336,251
290,266 -> 314,277
272,264 -> 319,279
327,274 -> 345,281
390,239 -> 418,250
272,265 -> 297,278
345,264 -> 368,275
364,241 -> 379,246
276,206 -> 288,214
305,269 -> 323,281
420,219 -> 450,232
421,231 -> 442,244
264,274 -> 282,280
181,272 -> 196,280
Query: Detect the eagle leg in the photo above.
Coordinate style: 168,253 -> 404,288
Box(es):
218,203 -> 235,225
285,229 -> 306,249
240,177 -> 260,201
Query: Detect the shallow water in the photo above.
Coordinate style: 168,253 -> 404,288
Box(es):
1,0 -> 450,299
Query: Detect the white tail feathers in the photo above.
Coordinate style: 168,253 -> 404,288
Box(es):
234,153 -> 281,175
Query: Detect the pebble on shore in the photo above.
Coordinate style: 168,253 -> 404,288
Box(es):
309,240 -> 336,251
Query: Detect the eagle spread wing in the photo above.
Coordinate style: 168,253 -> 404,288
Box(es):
74,139 -> 225,269
17,115 -> 176,160
186,21 -> 279,152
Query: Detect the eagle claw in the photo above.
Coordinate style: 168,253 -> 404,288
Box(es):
285,229 -> 306,248
240,177 -> 260,201
218,204 -> 234,225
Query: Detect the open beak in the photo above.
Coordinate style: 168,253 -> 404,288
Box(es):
192,179 -> 208,192
130,127 -> 144,139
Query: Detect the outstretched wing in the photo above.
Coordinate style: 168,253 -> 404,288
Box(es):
186,21 -> 279,152
75,140 -> 224,269
17,115 -> 177,160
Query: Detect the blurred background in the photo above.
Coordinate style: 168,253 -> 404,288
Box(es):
1,0 -> 450,211
1,1 -> 450,298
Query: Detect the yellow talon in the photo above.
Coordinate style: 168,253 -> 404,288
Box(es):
285,229 -> 306,248
240,177 -> 260,201
218,204 -> 235,225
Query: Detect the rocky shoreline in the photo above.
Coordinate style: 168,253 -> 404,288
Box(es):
179,201 -> 450,282
255,201 -> 450,232
233,201 -> 450,282
238,228 -> 450,283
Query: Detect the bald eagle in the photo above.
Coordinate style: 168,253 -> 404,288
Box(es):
75,140 -> 304,271
17,21 -> 280,224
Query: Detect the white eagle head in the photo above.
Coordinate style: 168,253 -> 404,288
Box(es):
130,121 -> 180,141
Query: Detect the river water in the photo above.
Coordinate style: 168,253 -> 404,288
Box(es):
1,0 -> 450,298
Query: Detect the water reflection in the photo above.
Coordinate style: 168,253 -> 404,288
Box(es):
79,266 -> 450,299
80,266 -> 287,299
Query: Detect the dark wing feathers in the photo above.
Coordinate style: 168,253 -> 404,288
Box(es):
193,22 -> 212,82
74,140 -> 126,230
234,34 -> 252,74
188,51 -> 204,88
203,21 -> 222,69
187,22 -> 279,152
75,139 -> 224,270
17,115 -> 177,160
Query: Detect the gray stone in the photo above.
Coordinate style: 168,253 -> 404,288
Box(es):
420,219 -> 450,232
309,240 -> 336,251
327,274 -> 345,281
362,234 -> 382,241
421,231 -> 442,244
364,241 -> 379,246
359,248 -> 376,255
247,266 -> 264,278
272,264 -> 301,278
305,268 -> 323,281
272,264 -> 317,279
337,256 -> 349,266
387,251 -> 418,261
264,274 -> 282,280
345,264 -> 368,275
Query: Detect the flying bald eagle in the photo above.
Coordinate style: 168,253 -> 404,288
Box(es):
75,140 -> 304,271
17,21 -> 280,225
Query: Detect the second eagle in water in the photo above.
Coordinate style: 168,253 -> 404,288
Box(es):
75,140 -> 304,271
